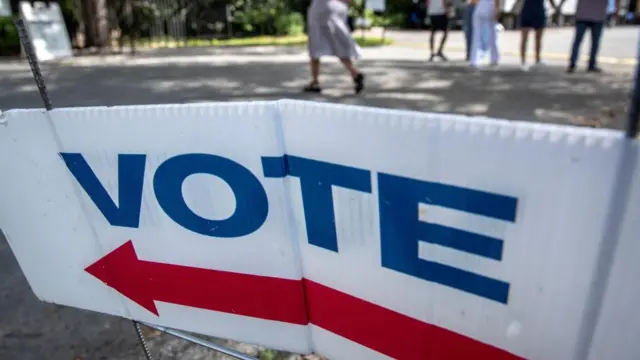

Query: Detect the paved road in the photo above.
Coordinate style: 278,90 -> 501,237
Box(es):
0,45 -> 634,127
383,26 -> 639,65
0,43 -> 636,359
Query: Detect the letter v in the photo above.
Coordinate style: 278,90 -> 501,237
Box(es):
60,153 -> 146,228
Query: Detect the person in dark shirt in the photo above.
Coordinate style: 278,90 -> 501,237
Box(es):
567,0 -> 620,73
519,0 -> 547,71
427,0 -> 452,61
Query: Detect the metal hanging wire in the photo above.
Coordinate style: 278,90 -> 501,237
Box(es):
13,18 -> 53,111
625,36 -> 640,138
12,7 -> 640,360
15,15 -> 159,360
142,323 -> 258,360
574,30 -> 640,360
134,321 -> 155,360
13,14 -> 259,360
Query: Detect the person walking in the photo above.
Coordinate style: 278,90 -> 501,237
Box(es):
304,0 -> 365,94
470,0 -> 501,68
567,0 -> 620,73
519,0 -> 547,71
427,0 -> 451,61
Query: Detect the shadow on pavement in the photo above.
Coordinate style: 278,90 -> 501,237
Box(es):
0,59 -> 632,129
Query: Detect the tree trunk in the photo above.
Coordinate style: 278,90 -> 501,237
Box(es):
81,0 -> 109,48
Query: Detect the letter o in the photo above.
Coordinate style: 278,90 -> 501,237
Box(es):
154,154 -> 268,237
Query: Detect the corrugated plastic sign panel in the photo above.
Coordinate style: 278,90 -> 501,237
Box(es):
0,100 -> 637,360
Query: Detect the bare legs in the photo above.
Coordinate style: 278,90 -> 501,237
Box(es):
430,30 -> 436,59
534,28 -> 543,63
340,58 -> 359,79
520,27 -> 544,70
305,57 -> 364,94
438,29 -> 449,58
429,29 -> 449,61
310,58 -> 320,85
520,28 -> 529,66
344,58 -> 365,94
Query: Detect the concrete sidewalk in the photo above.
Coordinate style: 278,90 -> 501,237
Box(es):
378,26 -> 639,66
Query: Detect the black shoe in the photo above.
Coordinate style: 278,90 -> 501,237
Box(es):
428,54 -> 436,62
588,67 -> 603,73
437,52 -> 448,61
566,66 -> 576,74
354,73 -> 365,95
303,82 -> 322,93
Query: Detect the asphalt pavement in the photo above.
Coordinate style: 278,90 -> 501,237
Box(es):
0,27 -> 637,360
0,36 -> 635,128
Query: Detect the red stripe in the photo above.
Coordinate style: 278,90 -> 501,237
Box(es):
304,279 -> 522,360
86,241 -> 523,359
146,261 -> 308,325
84,240 -> 309,324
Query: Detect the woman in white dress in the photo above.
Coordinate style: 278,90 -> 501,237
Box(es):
304,0 -> 365,94
470,0 -> 500,68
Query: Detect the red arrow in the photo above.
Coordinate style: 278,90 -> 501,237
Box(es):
85,240 -> 308,325
86,241 -> 521,360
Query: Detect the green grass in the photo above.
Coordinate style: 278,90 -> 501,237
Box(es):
257,348 -> 294,360
355,36 -> 393,47
258,349 -> 277,360
136,34 -> 393,48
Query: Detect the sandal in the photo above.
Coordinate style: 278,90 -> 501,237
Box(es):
354,73 -> 365,95
303,82 -> 322,93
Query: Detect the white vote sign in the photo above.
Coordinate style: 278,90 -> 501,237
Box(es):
0,101 -> 638,360
19,1 -> 72,61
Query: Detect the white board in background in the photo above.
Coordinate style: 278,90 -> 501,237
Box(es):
0,0 -> 11,16
366,0 -> 385,12
19,1 -> 72,61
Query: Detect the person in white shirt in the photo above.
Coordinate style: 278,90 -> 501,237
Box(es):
470,0 -> 501,68
427,0 -> 451,61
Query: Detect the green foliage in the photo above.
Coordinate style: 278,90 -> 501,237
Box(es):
0,16 -> 20,56
274,12 -> 304,35
232,7 -> 269,33
229,0 -> 305,36
52,0 -> 412,47
348,0 -> 366,18
365,9 -> 405,28
356,36 -> 393,46
132,2 -> 160,37
257,347 -> 294,360
138,34 -> 391,48
258,349 -> 277,360
348,1 -> 410,29
59,0 -> 81,20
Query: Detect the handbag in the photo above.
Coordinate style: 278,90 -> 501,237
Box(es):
347,15 -> 355,32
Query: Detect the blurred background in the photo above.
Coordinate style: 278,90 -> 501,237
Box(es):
1,0 -> 637,57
